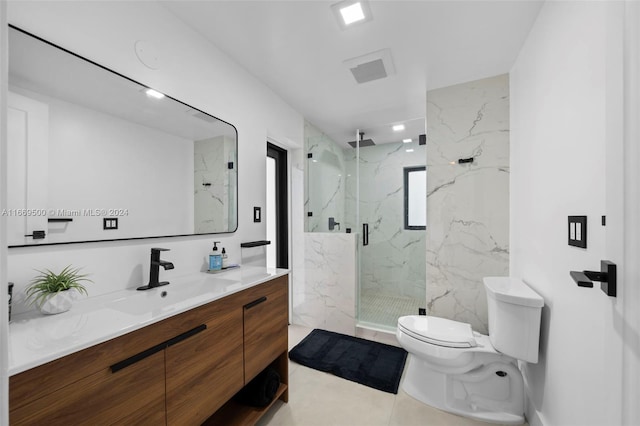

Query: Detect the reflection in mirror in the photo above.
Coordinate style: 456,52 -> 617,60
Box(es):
6,26 -> 238,247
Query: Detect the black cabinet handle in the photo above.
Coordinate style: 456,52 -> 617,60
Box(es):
110,324 -> 207,373
244,296 -> 267,310
110,341 -> 166,373
166,324 -> 207,347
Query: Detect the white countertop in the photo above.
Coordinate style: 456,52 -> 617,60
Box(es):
8,266 -> 289,376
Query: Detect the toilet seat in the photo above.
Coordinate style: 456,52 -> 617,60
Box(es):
397,315 -> 476,348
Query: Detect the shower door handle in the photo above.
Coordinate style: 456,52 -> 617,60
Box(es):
363,223 -> 369,246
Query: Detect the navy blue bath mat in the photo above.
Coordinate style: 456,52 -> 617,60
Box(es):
289,329 -> 407,394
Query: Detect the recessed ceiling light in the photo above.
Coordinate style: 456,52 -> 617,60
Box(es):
331,0 -> 372,30
406,149 -> 414,153
341,3 -> 365,25
403,138 -> 412,143
145,88 -> 165,99
393,124 -> 405,132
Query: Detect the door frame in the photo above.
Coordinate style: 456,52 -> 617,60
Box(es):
267,142 -> 288,269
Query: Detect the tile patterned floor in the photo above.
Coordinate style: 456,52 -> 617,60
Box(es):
359,293 -> 424,328
258,325 -> 500,426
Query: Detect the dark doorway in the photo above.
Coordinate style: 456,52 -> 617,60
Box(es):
266,143 -> 288,268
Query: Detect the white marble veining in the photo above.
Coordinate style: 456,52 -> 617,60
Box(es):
194,135 -> 236,233
344,142 -> 427,307
8,266 -> 288,376
304,121 -> 346,233
425,74 -> 510,334
292,233 -> 356,335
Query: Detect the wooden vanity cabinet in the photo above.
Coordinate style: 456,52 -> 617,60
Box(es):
202,274 -> 289,425
10,350 -> 166,425
165,292 -> 244,425
9,275 -> 289,426
242,275 -> 289,384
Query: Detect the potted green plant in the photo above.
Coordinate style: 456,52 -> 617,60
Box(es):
25,265 -> 92,314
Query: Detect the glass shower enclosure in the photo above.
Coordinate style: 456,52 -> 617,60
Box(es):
305,120 -> 426,331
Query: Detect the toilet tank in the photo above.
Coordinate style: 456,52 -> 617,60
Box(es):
484,277 -> 544,363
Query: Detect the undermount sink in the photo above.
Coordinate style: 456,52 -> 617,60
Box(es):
108,277 -> 240,315
108,290 -> 184,315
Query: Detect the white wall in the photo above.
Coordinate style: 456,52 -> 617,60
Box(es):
622,5 -> 640,424
510,2 -> 624,425
5,1 -> 303,313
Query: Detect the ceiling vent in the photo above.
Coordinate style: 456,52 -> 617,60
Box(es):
344,49 -> 395,84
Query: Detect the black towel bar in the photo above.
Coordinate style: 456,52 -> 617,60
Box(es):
240,240 -> 271,248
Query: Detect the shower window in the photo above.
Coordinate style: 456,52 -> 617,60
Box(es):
404,166 -> 426,230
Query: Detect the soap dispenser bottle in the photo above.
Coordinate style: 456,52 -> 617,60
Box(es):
209,241 -> 222,271
221,247 -> 229,269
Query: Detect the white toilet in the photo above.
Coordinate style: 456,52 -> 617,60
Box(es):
396,277 -> 544,425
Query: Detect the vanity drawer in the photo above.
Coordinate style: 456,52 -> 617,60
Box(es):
10,318 -> 176,411
10,351 -> 166,426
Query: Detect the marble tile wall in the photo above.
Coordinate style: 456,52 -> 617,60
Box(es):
304,121 -> 347,233
344,142 -> 427,302
425,74 -> 510,334
194,135 -> 236,233
291,233 -> 357,335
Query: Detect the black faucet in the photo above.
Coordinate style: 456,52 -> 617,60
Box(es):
137,248 -> 174,291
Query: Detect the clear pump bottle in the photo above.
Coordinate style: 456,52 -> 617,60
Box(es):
209,241 -> 222,271
221,247 -> 229,269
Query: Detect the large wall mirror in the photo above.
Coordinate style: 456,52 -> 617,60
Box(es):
6,26 -> 238,247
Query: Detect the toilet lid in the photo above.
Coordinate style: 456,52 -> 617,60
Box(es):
398,315 -> 476,348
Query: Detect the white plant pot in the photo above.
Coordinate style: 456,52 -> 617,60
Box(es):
38,290 -> 77,315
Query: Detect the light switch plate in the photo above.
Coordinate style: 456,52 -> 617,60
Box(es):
568,216 -> 587,248
103,217 -> 118,230
253,207 -> 261,223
